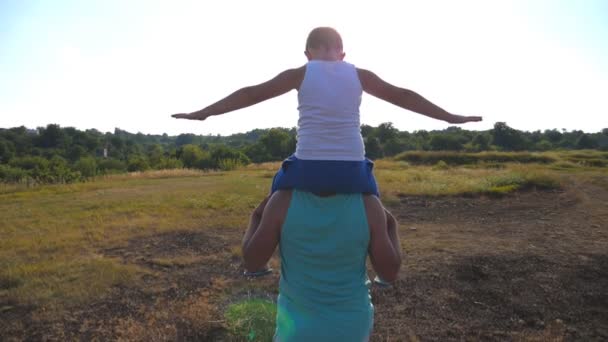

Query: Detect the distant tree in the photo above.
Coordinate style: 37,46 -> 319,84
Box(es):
176,133 -> 196,147
412,130 -> 431,150
396,131 -> 419,151
472,133 -> 490,151
179,144 -> 205,168
1,121 -> 605,184
210,145 -> 250,167
127,156 -> 150,172
147,144 -> 164,169
79,129 -> 101,152
259,129 -> 292,160
36,124 -> 66,149
528,130 -> 543,144
558,130 -> 583,149
360,124 -> 374,138
544,129 -> 563,144
3,126 -> 33,155
575,134 -> 598,149
74,156 -> 97,178
597,130 -> 608,151
383,138 -> 408,156
0,138 -> 15,163
243,143 -> 272,163
67,145 -> 87,162
376,122 -> 398,143
110,136 -> 125,150
491,122 -> 527,151
429,135 -> 463,151
365,137 -> 383,159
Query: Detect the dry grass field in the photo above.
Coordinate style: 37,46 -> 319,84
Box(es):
1,155 -> 607,341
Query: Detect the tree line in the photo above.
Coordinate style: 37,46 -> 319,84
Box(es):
0,122 -> 606,184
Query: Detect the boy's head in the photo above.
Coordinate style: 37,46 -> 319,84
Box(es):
305,27 -> 345,61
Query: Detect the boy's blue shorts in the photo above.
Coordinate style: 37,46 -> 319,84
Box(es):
270,155 -> 380,196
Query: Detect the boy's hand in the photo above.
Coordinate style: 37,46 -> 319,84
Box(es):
447,115 -> 482,124
171,113 -> 192,119
171,110 -> 213,121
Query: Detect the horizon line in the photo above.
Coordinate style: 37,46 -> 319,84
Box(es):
1,123 -> 606,137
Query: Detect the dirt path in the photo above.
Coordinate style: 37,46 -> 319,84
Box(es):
2,178 -> 607,341
370,177 -> 608,341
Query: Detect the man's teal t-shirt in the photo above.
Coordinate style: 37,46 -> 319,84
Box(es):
275,190 -> 373,341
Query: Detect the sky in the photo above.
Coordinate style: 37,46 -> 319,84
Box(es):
1,0 -> 607,136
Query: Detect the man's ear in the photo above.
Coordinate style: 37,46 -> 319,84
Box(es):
339,52 -> 346,60
304,50 -> 312,61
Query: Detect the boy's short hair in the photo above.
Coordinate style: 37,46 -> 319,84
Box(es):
305,27 -> 343,51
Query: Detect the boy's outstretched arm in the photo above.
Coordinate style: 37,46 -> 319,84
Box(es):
173,66 -> 305,121
357,68 -> 482,124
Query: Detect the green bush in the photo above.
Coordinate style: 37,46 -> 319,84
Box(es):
49,156 -> 81,183
127,156 -> 150,172
210,145 -> 250,169
432,160 -> 449,170
0,164 -> 29,183
9,156 -> 49,170
74,156 -> 98,178
98,159 -> 127,174
157,157 -> 183,169
217,158 -> 242,171
179,144 -> 213,169
180,144 -> 205,168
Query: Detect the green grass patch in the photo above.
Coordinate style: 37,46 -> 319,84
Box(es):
394,151 -> 557,166
432,160 -> 449,170
555,150 -> 608,167
376,163 -> 563,198
480,170 -> 561,197
225,299 -> 277,341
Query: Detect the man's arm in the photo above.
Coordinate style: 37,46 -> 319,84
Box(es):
385,209 -> 402,262
357,68 -> 482,124
172,66 -> 305,121
365,195 -> 402,282
241,191 -> 291,272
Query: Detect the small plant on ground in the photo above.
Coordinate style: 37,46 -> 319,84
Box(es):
225,299 -> 277,341
432,160 -> 449,170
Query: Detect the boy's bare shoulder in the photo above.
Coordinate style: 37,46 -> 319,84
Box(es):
356,67 -> 397,98
356,68 -> 379,86
278,65 -> 306,77
281,65 -> 306,90
356,67 -> 373,76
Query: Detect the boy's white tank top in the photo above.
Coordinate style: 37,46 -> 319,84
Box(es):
295,60 -> 366,161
